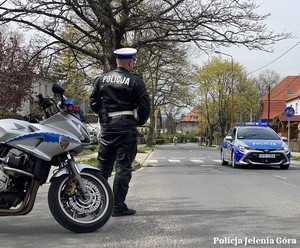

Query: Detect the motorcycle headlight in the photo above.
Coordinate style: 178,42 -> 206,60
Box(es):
59,138 -> 70,150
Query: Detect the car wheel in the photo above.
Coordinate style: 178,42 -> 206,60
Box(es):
280,164 -> 289,170
221,149 -> 228,166
231,151 -> 238,168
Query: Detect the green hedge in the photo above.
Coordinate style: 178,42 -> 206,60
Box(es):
155,133 -> 200,144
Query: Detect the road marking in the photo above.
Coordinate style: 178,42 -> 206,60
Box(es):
168,159 -> 181,163
213,159 -> 221,163
201,164 -> 215,167
278,180 -> 299,189
147,160 -> 158,163
190,159 -> 204,163
273,175 -> 287,180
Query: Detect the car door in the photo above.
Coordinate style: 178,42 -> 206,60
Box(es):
223,128 -> 234,160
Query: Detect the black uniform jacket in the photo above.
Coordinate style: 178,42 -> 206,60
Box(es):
90,67 -> 150,130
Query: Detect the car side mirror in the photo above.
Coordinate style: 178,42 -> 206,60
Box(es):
281,137 -> 288,142
225,135 -> 233,141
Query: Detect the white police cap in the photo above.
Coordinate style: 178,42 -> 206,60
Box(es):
114,47 -> 137,59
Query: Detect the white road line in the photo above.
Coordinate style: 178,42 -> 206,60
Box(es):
273,175 -> 287,180
212,159 -> 221,163
190,159 -> 204,163
168,159 -> 181,163
147,160 -> 158,163
201,164 -> 215,167
278,180 -> 299,189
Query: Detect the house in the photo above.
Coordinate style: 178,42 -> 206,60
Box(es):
18,80 -> 54,116
286,89 -> 300,114
262,76 -> 300,141
180,108 -> 200,133
275,115 -> 300,139
276,89 -> 300,140
260,76 -> 300,122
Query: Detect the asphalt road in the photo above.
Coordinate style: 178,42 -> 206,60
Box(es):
1,143 -> 300,248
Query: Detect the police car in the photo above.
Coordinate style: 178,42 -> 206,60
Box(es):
220,122 -> 290,169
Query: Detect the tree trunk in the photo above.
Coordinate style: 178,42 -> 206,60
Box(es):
146,109 -> 155,146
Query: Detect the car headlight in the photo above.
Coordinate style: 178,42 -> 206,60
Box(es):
238,145 -> 250,153
277,147 -> 289,153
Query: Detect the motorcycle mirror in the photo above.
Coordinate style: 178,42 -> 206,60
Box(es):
52,83 -> 65,107
52,83 -> 65,95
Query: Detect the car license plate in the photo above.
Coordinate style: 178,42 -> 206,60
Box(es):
259,154 -> 275,158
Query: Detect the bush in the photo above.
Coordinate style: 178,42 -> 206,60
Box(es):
0,111 -> 24,120
155,138 -> 165,145
154,132 -> 200,144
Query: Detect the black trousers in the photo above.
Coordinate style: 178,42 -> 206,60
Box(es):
97,130 -> 138,212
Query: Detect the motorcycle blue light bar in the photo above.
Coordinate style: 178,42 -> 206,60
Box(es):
236,122 -> 269,127
64,99 -> 75,106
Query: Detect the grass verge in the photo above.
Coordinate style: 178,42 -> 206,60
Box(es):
75,158 -> 140,171
291,156 -> 300,161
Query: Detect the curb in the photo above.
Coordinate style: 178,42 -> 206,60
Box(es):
133,147 -> 154,171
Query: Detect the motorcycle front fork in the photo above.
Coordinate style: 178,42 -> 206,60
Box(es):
66,153 -> 89,199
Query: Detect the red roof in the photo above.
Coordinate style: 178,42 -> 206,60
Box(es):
276,114 -> 300,122
261,76 -> 300,120
261,76 -> 300,101
286,89 -> 300,102
261,101 -> 286,120
181,108 -> 199,122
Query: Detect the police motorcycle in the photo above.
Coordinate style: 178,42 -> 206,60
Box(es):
0,83 -> 113,233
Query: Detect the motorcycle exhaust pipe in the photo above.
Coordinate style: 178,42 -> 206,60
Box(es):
3,167 -> 34,178
0,179 -> 40,216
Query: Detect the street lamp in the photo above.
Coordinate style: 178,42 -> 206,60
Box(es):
215,51 -> 234,127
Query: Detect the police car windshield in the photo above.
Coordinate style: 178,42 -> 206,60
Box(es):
237,127 -> 280,140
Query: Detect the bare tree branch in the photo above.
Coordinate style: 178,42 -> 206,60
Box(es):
0,0 -> 290,71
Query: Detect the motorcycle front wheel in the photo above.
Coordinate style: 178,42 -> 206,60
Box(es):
48,170 -> 113,233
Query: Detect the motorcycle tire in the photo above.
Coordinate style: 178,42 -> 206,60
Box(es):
48,169 -> 113,233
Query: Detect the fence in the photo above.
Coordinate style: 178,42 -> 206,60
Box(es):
290,139 -> 300,152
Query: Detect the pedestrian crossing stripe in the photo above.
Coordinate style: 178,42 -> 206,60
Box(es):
190,159 -> 204,163
145,158 -> 299,169
148,160 -> 158,163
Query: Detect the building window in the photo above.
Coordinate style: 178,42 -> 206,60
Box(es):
286,89 -> 292,94
296,103 -> 299,114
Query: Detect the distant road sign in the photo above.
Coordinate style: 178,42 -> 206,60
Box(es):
284,106 -> 295,118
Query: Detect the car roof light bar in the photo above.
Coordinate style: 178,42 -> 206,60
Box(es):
235,122 -> 269,127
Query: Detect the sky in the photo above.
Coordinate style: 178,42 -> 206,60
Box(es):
194,0 -> 300,79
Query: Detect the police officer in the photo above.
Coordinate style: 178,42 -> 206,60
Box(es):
90,48 -> 150,217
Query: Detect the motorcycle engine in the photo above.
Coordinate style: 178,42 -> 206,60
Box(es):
0,152 -> 32,208
0,168 -> 9,191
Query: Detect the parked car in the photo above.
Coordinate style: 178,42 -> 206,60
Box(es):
87,128 -> 98,144
221,122 -> 290,169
